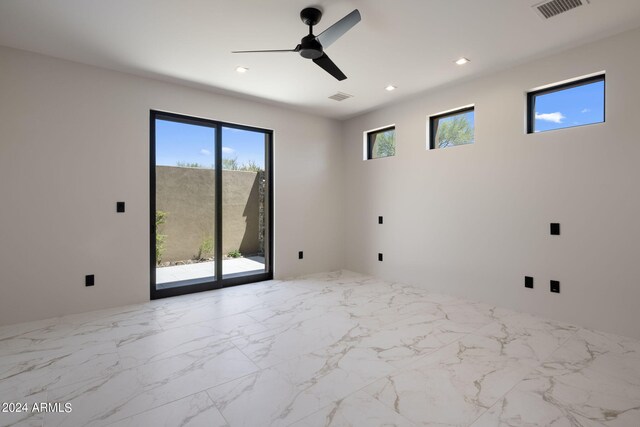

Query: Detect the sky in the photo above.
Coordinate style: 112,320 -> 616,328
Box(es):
533,80 -> 604,132
155,119 -> 266,168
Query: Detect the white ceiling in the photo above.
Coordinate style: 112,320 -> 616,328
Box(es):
1,0 -> 640,119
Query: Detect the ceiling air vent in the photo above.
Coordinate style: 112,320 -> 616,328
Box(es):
533,0 -> 589,19
328,92 -> 353,101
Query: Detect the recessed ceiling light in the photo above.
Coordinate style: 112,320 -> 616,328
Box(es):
455,57 -> 470,65
385,85 -> 396,91
235,66 -> 249,73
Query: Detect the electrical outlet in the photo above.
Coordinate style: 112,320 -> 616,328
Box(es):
85,275 -> 95,287
378,253 -> 383,262
550,280 -> 560,293
298,251 -> 303,260
378,216 -> 383,224
117,201 -> 125,213
525,276 -> 534,289
550,223 -> 560,235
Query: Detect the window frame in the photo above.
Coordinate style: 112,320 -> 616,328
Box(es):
526,74 -> 605,134
429,106 -> 475,150
366,125 -> 396,160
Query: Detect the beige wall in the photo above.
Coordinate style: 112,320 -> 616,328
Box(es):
220,169 -> 262,257
341,27 -> 640,339
0,46 -> 344,326
155,166 -> 261,262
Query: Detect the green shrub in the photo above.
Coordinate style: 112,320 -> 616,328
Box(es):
197,236 -> 214,260
222,156 -> 239,170
238,160 -> 263,172
155,211 -> 167,265
176,161 -> 212,168
227,249 -> 242,258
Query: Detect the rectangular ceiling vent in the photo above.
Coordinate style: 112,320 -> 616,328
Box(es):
328,92 -> 353,101
533,0 -> 588,19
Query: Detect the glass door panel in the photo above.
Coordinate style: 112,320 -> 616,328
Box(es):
154,118 -> 216,290
221,126 -> 268,278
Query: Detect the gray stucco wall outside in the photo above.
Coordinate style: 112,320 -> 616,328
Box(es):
155,166 -> 261,263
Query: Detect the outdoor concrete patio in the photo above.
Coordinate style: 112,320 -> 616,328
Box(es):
156,256 -> 265,286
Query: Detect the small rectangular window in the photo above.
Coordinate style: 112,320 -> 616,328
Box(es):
366,126 -> 396,159
527,74 -> 605,134
429,107 -> 475,149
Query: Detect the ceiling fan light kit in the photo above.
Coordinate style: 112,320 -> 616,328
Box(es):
232,7 -> 361,81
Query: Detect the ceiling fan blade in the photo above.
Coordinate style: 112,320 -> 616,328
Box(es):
313,53 -> 347,81
316,9 -> 361,48
232,45 -> 300,53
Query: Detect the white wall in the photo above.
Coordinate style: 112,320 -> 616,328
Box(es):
341,28 -> 640,339
3,27 -> 639,338
0,46 -> 344,325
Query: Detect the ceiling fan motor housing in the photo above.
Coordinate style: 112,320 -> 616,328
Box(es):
300,35 -> 323,59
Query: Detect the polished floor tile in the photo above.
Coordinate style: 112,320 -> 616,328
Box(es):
107,392 -> 228,427
44,341 -> 257,426
1,270 -> 639,427
289,391 -> 417,427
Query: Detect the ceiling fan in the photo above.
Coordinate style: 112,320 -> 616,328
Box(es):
232,7 -> 361,81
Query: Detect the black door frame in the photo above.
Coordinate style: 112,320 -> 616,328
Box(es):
150,110 -> 274,299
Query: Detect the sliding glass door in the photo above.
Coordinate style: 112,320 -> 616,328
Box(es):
221,126 -> 269,278
150,111 -> 272,299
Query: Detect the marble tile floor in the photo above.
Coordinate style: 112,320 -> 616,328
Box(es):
1,270 -> 639,427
